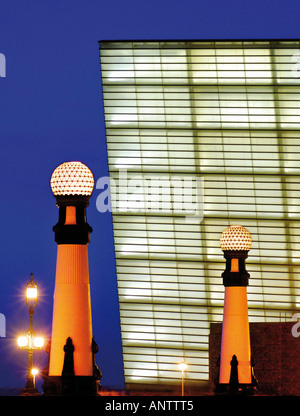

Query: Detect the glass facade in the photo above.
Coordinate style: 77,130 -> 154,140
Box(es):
98,40 -> 300,389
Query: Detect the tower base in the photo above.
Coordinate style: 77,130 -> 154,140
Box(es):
214,383 -> 256,396
42,375 -> 101,396
20,387 -> 40,396
42,337 -> 102,396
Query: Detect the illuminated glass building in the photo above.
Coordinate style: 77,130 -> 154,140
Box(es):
98,40 -> 300,391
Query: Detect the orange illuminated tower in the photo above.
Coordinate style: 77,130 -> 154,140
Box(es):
216,225 -> 257,394
42,161 -> 101,396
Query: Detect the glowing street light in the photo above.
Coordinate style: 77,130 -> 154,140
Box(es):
178,362 -> 187,396
31,369 -> 39,388
17,273 -> 44,395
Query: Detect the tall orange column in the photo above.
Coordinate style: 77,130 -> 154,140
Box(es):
216,225 -> 256,394
43,161 -> 101,396
49,243 -> 93,376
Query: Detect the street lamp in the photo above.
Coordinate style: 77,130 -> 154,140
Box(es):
178,362 -> 187,396
17,273 -> 44,395
216,225 -> 256,394
42,161 -> 101,396
31,368 -> 39,389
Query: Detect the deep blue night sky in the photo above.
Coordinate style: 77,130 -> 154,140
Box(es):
0,0 -> 300,391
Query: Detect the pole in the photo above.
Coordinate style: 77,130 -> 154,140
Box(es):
181,369 -> 184,396
25,307 -> 35,389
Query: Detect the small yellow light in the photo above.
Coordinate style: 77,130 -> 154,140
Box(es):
178,362 -> 187,372
26,287 -> 38,300
33,337 -> 44,348
31,368 -> 38,376
17,336 -> 28,347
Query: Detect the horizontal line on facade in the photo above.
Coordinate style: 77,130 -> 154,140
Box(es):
115,259 -> 300,269
107,135 -> 300,140
100,58 -> 300,63
118,292 -> 294,302
120,308 -> 295,318
104,118 -> 300,123
99,38 -> 300,45
120,310 -> 221,318
100,49 -> 300,54
115,257 -> 300,267
112,217 -> 300,225
101,76 -> 300,80
123,366 -> 208,376
105,110 -> 300,114
108,145 -> 300,149
116,264 -> 300,273
118,271 -> 296,279
117,258 -> 300,268
115,253 -> 300,262
121,341 -> 209,352
113,210 -> 300,216
113,221 -> 300,228
109,178 -> 300,185
121,325 -> 212,333
103,95 -> 300,100
104,108 -> 300,113
119,297 -> 298,308
114,228 -> 300,237
105,116 -> 300,122
119,304 -> 223,313
101,52 -> 300,57
122,373 -> 209,382
123,358 -> 209,367
107,153 -> 300,159
116,267 -> 299,276
109,171 -> 300,179
123,361 -> 209,371
123,358 -> 208,367
102,83 -> 300,88
112,218 -> 300,226
103,96 -> 300,101
108,165 -> 300,171
117,284 -> 298,293
102,77 -> 300,86
121,332 -> 211,340
103,87 -> 300,92
114,237 -> 300,246
102,69 -> 299,73
118,291 -> 298,302
117,272 -> 300,281
106,127 -> 300,133
109,172 -> 300,179
119,307 -> 295,320
118,295 -> 297,304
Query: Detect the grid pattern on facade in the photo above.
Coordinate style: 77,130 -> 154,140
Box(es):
99,40 -> 300,388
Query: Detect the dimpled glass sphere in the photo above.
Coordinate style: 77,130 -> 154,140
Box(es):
220,225 -> 252,251
50,161 -> 94,196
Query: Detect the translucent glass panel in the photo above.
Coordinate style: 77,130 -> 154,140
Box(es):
99,40 -> 300,389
